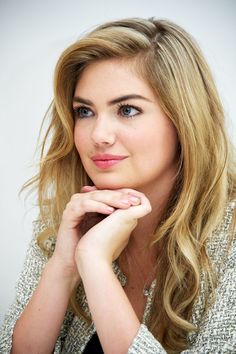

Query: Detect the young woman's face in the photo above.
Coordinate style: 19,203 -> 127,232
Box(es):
73,59 -> 179,193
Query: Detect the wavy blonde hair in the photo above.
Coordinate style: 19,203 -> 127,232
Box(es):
24,18 -> 236,352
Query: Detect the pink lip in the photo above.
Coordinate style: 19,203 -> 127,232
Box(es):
91,154 -> 127,169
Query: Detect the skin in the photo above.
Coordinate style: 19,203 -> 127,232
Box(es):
12,59 -> 179,354
73,59 -> 179,194
72,59 -> 179,352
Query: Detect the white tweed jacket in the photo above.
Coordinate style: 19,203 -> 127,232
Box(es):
0,200 -> 236,353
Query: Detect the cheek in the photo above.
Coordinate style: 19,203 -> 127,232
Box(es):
161,127 -> 178,154
74,127 -> 86,155
141,122 -> 178,160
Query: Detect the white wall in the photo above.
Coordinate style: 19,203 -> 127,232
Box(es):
0,0 -> 235,325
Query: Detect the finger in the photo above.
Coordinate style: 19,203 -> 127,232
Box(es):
81,185 -> 97,193
77,190 -> 140,209
115,193 -> 152,219
80,187 -> 142,208
66,198 -> 115,217
112,188 -> 144,204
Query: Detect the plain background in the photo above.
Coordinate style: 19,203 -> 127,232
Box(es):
0,0 -> 235,325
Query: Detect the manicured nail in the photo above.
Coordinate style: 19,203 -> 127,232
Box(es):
129,196 -> 140,204
119,199 -> 130,205
106,206 -> 114,212
82,186 -> 95,192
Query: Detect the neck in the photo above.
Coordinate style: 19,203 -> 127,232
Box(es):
119,182 -> 173,279
131,180 -> 173,250
118,178 -> 176,292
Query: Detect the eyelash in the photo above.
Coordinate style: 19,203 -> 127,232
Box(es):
117,103 -> 142,118
73,103 -> 142,119
73,106 -> 93,119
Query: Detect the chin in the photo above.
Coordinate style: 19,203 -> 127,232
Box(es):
94,183 -> 126,190
91,178 -> 133,191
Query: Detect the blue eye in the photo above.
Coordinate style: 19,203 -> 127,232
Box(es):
118,104 -> 141,118
73,106 -> 93,119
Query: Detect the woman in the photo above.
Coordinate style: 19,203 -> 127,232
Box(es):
1,17 -> 236,354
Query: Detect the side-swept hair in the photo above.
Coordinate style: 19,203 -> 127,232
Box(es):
23,18 -> 236,352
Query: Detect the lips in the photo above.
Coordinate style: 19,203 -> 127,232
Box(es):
91,154 -> 127,169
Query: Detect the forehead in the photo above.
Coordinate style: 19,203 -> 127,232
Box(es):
74,59 -> 156,101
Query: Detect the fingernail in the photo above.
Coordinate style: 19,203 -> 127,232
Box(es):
107,206 -> 114,212
119,199 -> 130,205
82,186 -> 95,192
129,196 -> 140,204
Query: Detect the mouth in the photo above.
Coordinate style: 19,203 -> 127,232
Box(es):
91,154 -> 128,169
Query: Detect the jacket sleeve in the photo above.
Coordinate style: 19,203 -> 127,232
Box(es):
0,221 -> 70,354
128,233 -> 236,354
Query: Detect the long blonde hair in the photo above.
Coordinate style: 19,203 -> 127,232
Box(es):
24,18 -> 236,352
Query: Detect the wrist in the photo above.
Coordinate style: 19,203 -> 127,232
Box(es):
46,256 -> 80,291
76,251 -> 112,281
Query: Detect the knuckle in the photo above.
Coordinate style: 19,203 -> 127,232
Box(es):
65,201 -> 73,212
62,207 -> 70,220
71,193 -> 81,201
80,198 -> 90,209
88,190 -> 104,199
87,190 -> 95,197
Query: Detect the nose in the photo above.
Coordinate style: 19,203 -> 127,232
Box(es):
91,116 -> 116,147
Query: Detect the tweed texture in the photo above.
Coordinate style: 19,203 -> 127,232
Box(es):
0,201 -> 236,353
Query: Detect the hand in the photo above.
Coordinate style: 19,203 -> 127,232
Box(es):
52,187 -> 143,284
75,191 -> 152,271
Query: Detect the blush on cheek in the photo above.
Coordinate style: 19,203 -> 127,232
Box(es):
74,134 -> 85,156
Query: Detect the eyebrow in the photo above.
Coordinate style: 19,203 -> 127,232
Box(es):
72,94 -> 152,106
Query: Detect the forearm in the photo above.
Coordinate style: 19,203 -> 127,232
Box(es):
12,257 -> 76,354
79,256 -> 140,354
